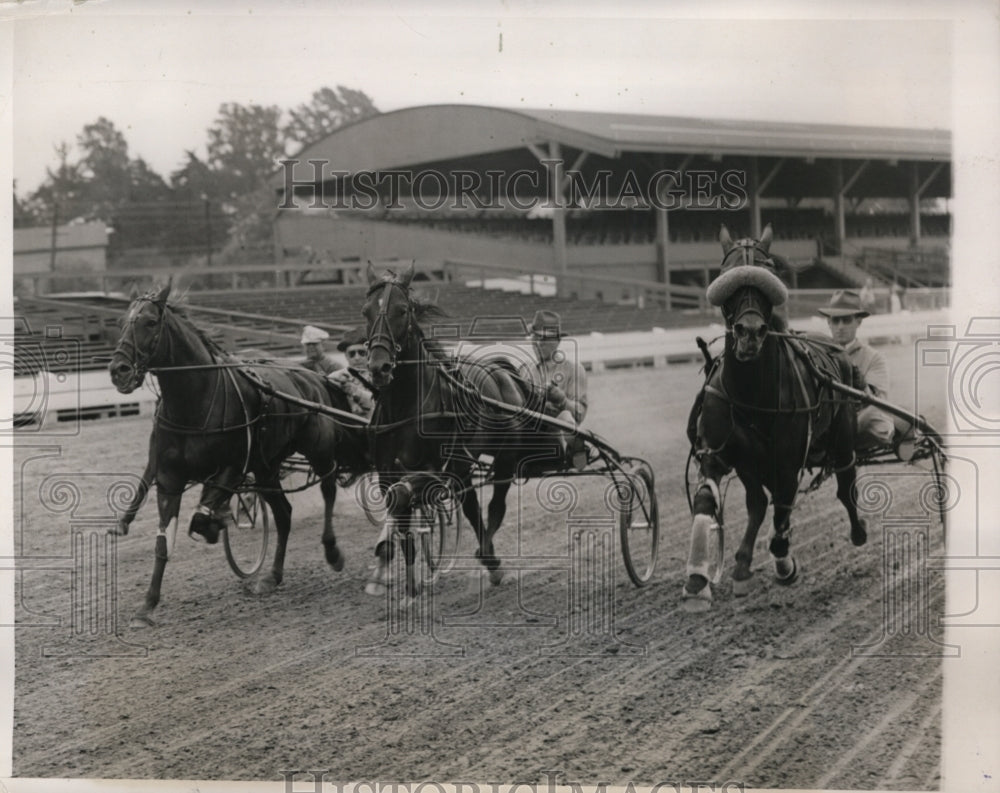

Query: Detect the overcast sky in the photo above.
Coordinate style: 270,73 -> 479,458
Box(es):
5,1 -> 956,195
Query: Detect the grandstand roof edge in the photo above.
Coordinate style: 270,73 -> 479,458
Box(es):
272,103 -> 951,188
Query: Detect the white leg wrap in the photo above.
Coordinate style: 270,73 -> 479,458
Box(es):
160,517 -> 178,560
686,513 -> 718,579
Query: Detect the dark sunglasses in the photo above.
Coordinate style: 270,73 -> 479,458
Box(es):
345,348 -> 367,358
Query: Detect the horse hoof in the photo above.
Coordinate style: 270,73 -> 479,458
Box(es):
364,580 -> 387,596
326,545 -> 345,572
774,557 -> 798,586
681,582 -> 712,612
732,576 -> 753,598
250,576 -> 278,597
109,523 -> 129,537
488,568 -> 504,587
129,612 -> 155,629
851,520 -> 868,547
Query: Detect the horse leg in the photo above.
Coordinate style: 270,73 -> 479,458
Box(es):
113,431 -> 156,536
399,511 -> 420,600
684,453 -> 729,608
732,475 -> 768,597
457,471 -> 500,586
130,473 -> 182,628
252,478 -> 293,596
832,407 -> 868,546
769,472 -> 800,585
684,479 -> 721,608
318,475 -> 344,571
837,464 -> 867,547
480,458 -> 513,586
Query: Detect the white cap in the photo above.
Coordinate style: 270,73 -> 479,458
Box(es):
301,325 -> 330,345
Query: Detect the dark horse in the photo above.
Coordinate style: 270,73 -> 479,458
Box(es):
362,263 -> 541,598
108,282 -> 366,626
683,226 -> 867,608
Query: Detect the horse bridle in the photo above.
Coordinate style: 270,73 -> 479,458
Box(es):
720,240 -> 776,341
115,295 -> 169,385
365,276 -> 413,374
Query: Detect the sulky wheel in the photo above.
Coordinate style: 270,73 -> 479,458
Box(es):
415,488 -> 462,586
619,463 -> 660,587
223,490 -> 270,579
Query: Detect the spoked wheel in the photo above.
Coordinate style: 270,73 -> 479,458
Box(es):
618,463 -> 660,587
224,490 -> 270,579
415,492 -> 461,586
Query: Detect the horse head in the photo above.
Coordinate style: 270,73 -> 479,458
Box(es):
710,225 -> 787,362
362,261 -> 416,387
109,280 -> 172,393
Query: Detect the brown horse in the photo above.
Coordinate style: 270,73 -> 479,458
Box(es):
108,282 -> 366,626
361,263 -> 548,598
683,226 -> 867,608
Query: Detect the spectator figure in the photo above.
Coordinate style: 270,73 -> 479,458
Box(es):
300,325 -> 342,376
890,280 -> 903,314
859,277 -> 876,314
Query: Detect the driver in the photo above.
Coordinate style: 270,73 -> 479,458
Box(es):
517,310 -> 588,470
819,290 -> 914,458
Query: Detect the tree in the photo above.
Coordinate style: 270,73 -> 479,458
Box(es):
283,85 -> 379,151
204,102 -> 285,202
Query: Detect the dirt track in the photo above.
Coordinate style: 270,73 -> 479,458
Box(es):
12,345 -> 946,788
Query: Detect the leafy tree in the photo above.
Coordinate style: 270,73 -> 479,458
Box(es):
283,85 -> 379,151
205,102 -> 285,202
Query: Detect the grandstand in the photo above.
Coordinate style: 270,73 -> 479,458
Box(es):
13,105 -> 951,426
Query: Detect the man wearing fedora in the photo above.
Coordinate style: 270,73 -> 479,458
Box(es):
518,309 -> 589,469
300,325 -> 342,376
328,326 -> 375,417
819,289 -> 913,456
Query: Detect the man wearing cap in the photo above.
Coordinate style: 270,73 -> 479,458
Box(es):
300,325 -> 342,376
327,326 -> 375,417
518,309 -> 588,469
819,289 -> 910,453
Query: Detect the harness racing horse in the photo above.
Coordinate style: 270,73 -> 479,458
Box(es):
108,282 -> 366,626
362,263 -> 538,598
683,225 -> 867,609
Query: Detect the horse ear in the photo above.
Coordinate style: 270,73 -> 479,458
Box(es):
720,225 -> 733,253
366,261 -> 378,286
128,281 -> 140,300
154,277 -> 172,304
759,223 -> 773,252
399,261 -> 415,288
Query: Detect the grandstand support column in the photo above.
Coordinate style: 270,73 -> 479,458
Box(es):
909,161 -> 944,247
749,157 -> 785,238
548,141 -> 569,299
832,158 -> 870,254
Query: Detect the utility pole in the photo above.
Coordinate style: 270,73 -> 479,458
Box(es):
203,196 -> 213,266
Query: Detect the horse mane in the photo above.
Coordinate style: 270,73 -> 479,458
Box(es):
154,291 -> 233,360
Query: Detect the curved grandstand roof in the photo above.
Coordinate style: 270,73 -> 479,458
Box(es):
276,103 -> 951,186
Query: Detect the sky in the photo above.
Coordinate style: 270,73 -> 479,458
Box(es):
4,1 -> 957,196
